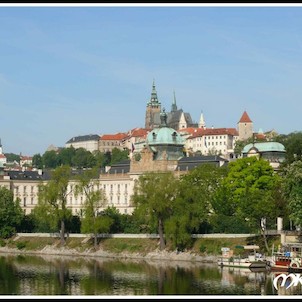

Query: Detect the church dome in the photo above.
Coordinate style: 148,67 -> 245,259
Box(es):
242,142 -> 286,154
145,108 -> 185,160
146,127 -> 185,146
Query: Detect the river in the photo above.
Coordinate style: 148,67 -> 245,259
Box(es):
0,253 -> 301,297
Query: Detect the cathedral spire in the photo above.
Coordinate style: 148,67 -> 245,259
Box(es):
171,90 -> 177,112
198,111 -> 206,128
148,79 -> 161,107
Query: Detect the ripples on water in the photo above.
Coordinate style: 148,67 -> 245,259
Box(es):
0,253 -> 302,296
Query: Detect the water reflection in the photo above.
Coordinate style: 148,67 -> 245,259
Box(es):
0,252 -> 301,296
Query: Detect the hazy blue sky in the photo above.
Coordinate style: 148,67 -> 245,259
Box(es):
1,4 -> 302,155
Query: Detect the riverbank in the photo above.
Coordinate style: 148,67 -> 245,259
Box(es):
0,233 -> 281,264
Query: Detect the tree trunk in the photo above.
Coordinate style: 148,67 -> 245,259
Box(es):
158,217 -> 165,251
94,233 -> 98,250
261,228 -> 270,254
60,219 -> 65,246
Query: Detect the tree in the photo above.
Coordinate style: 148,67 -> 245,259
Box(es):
165,164 -> 227,250
72,148 -> 96,169
275,131 -> 302,165
282,160 -> 302,229
34,165 -> 73,246
0,187 -> 23,238
42,150 -> 59,169
110,148 -> 129,165
57,147 -> 76,166
32,153 -> 43,169
131,171 -> 179,250
4,153 -> 20,163
75,167 -> 111,249
222,157 -> 281,252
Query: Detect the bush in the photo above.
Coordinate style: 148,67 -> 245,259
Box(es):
16,241 -> 27,250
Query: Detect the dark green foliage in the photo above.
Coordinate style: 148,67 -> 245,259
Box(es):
275,131 -> 302,165
3,153 -> 20,163
0,187 -> 23,238
17,214 -> 36,233
32,153 -> 43,169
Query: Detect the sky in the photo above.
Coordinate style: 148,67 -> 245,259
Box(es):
1,3 -> 302,156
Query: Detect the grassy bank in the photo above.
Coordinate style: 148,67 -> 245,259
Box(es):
0,234 -> 281,257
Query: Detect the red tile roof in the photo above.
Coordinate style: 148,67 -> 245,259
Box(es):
100,133 -> 128,141
189,128 -> 239,138
238,111 -> 252,123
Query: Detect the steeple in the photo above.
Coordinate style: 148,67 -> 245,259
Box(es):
147,79 -> 161,107
171,90 -> 177,112
238,110 -> 252,123
198,111 -> 206,129
145,80 -> 162,129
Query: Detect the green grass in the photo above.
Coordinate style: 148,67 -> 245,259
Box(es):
1,235 -> 281,256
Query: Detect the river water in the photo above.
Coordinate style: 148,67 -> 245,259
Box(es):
0,253 -> 301,297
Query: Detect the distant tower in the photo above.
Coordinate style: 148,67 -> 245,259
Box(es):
0,138 -> 2,154
171,90 -> 178,112
145,80 -> 161,129
198,111 -> 206,129
238,111 -> 253,140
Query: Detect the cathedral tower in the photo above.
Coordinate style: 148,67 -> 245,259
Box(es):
145,80 -> 161,129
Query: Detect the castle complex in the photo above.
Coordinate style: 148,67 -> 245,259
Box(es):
0,81 -> 285,216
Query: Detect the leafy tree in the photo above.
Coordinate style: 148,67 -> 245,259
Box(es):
110,148 -> 129,165
42,150 -> 59,169
72,148 -> 96,169
57,147 -> 76,166
93,150 -> 106,168
0,187 -> 23,238
282,160 -> 302,230
275,131 -> 302,165
75,167 -> 111,249
101,206 -> 124,233
131,171 -> 179,250
34,165 -> 73,246
32,153 -> 43,169
165,164 -> 227,250
234,137 -> 255,156
222,157 -> 281,252
4,153 -> 20,163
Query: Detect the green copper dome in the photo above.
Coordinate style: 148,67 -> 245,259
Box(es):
147,127 -> 185,146
242,142 -> 286,153
145,108 -> 185,160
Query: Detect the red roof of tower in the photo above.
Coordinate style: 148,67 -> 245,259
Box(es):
238,111 -> 252,123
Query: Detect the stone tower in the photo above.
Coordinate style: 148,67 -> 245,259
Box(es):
145,80 -> 161,129
238,111 -> 253,141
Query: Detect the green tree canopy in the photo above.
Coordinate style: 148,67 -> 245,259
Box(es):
75,167 -> 111,249
165,164 -> 227,250
282,160 -> 302,229
131,171 -> 179,250
32,153 -> 43,169
221,157 -> 282,252
33,165 -> 73,246
275,131 -> 302,165
0,187 -> 23,238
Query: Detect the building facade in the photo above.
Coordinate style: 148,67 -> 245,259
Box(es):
65,134 -> 100,153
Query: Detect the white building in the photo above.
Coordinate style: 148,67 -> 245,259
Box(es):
65,134 -> 100,153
